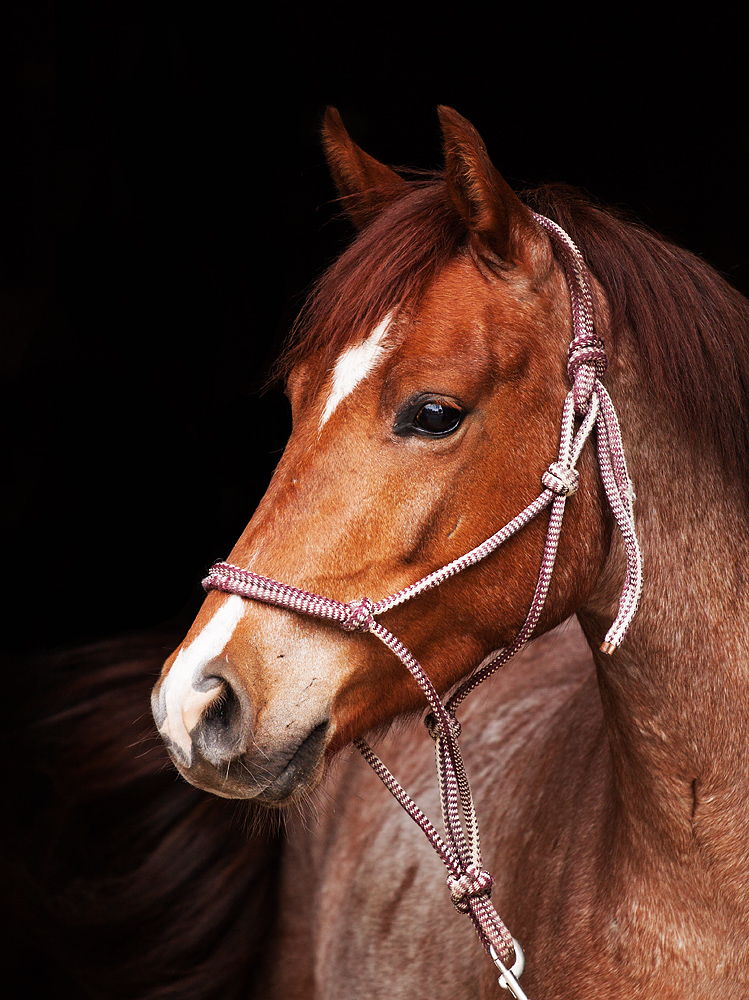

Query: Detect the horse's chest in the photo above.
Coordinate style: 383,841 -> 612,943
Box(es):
267,744 -> 487,999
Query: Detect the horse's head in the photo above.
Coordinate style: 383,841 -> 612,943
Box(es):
151,108 -> 610,802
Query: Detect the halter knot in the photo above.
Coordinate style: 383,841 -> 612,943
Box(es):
341,597 -> 375,632
446,864 -> 495,913
542,461 -> 579,496
424,710 -> 462,742
567,335 -> 608,413
567,335 -> 608,380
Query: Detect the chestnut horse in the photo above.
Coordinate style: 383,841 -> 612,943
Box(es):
151,108 -> 749,998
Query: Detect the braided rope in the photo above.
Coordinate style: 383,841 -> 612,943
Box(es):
200,214 -> 644,989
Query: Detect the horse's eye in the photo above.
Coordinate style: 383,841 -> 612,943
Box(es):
413,402 -> 463,436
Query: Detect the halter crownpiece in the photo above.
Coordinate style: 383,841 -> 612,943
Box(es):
202,214 -> 643,997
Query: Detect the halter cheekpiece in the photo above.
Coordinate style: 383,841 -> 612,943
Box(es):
202,213 -> 643,998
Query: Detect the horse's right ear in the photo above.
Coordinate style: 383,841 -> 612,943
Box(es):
322,107 -> 409,229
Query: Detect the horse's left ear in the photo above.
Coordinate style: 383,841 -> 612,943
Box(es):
438,106 -> 540,265
322,107 -> 410,229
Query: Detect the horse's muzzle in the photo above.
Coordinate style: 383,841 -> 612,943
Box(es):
151,663 -> 330,802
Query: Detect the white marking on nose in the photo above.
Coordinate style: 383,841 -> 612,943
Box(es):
319,312 -> 393,428
160,594 -> 246,761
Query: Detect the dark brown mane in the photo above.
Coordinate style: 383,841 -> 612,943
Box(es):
2,633 -> 282,999
525,183 -> 749,493
280,175 -> 749,492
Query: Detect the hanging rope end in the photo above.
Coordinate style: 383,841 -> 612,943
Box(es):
600,639 -> 617,655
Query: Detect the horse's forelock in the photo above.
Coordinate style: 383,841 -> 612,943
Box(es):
276,177 -> 467,384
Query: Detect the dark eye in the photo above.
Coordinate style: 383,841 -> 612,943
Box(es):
412,401 -> 463,436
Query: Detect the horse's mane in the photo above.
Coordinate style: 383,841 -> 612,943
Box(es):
526,183 -> 749,493
279,177 -> 749,493
1,632 -> 282,999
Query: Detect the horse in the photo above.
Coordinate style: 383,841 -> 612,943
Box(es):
150,107 -> 749,998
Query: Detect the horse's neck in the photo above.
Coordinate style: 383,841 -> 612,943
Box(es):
580,358 -> 749,912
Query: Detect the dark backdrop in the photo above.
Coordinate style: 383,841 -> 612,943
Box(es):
4,5 -> 747,653
0,6 -> 746,997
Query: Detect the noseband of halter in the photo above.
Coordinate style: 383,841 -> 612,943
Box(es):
202,214 -> 643,996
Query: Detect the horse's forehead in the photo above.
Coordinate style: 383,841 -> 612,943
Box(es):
302,257 -> 552,430
395,264 -> 547,372
319,312 -> 394,429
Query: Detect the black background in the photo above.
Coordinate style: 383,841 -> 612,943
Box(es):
0,6 -> 746,997
3,5 -> 747,655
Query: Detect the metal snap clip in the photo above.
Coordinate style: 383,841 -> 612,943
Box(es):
489,938 -> 528,1000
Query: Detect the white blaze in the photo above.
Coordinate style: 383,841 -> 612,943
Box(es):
159,315 -> 395,760
159,594 -> 246,760
320,313 -> 393,428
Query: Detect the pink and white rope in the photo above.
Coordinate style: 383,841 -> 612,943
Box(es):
201,214 -> 643,989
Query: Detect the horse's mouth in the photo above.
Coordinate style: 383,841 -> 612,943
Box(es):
249,720 -> 330,805
162,716 -> 331,803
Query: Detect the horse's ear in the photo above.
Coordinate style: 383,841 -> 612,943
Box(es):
322,107 -> 410,229
438,106 -> 539,265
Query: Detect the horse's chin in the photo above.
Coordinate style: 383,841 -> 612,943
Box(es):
252,720 -> 330,805
162,719 -> 330,804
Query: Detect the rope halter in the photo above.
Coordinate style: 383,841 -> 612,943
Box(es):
201,213 -> 643,997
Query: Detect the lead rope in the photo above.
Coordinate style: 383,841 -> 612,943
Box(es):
202,214 -> 643,997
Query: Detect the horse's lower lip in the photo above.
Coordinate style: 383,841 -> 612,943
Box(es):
254,720 -> 330,804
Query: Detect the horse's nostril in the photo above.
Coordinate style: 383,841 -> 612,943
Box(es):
202,680 -> 239,731
193,675 -> 249,766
